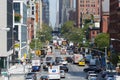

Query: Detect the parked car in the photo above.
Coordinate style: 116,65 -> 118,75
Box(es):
25,72 -> 37,80
60,66 -> 69,72
60,70 -> 65,78
40,75 -> 49,80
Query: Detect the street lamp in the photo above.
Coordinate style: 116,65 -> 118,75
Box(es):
0,27 -> 10,31
111,38 -> 120,42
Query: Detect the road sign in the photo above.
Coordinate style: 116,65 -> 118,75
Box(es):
35,50 -> 41,56
14,43 -> 20,48
24,53 -> 27,59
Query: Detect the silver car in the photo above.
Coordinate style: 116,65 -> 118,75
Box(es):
60,70 -> 65,78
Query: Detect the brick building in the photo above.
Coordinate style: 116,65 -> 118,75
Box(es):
101,0 -> 109,33
109,0 -> 120,52
76,0 -> 101,28
101,12 -> 109,33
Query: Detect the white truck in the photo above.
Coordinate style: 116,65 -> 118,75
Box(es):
73,54 -> 83,64
48,65 -> 60,80
32,58 -> 41,72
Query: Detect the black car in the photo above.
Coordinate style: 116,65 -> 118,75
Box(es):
66,57 -> 73,63
60,66 -> 69,72
83,67 -> 102,73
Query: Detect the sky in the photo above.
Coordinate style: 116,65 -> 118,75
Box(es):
49,0 -> 57,28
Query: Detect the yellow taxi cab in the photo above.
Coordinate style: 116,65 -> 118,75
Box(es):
78,59 -> 85,66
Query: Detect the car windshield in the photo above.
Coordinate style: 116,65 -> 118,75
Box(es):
41,76 -> 48,78
90,78 -> 97,80
46,57 -> 52,61
60,70 -> 64,73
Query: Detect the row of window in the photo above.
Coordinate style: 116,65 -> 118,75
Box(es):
80,0 -> 96,3
80,4 -> 96,7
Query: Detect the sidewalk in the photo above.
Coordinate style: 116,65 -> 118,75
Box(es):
0,63 -> 32,80
8,63 -> 31,74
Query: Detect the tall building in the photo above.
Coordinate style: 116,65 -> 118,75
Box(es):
41,0 -> 49,25
59,0 -> 75,25
109,0 -> 120,52
27,0 -> 42,42
76,0 -> 101,28
101,0 -> 109,33
13,0 -> 27,60
0,0 -> 13,69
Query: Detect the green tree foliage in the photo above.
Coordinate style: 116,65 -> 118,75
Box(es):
29,39 -> 43,50
29,23 -> 52,50
94,33 -> 109,48
109,53 -> 119,66
37,24 -> 52,42
61,21 -> 74,34
61,21 -> 84,43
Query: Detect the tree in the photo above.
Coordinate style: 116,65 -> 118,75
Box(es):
109,53 -> 119,66
29,23 -> 52,50
61,21 -> 74,35
29,39 -> 43,50
37,23 -> 52,42
94,33 -> 109,48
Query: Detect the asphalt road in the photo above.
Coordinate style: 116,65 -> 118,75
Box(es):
37,46 -> 87,80
62,63 -> 86,80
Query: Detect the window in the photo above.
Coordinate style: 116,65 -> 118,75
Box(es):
14,3 -> 20,14
32,6 -> 34,10
32,11 -> 34,15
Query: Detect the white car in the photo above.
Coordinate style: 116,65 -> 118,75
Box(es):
105,75 -> 115,80
59,59 -> 68,65
86,71 -> 95,79
60,70 -> 65,78
88,73 -> 98,80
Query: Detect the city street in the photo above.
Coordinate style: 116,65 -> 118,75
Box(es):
63,63 -> 86,80
38,46 -> 87,80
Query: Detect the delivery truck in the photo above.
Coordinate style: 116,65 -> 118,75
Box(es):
48,65 -> 60,80
73,54 -> 83,64
32,58 -> 41,72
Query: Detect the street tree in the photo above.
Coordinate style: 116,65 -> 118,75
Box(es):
94,33 -> 109,48
30,23 -> 52,50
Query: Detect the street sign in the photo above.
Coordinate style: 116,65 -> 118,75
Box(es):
35,50 -> 41,56
24,53 -> 27,59
14,43 -> 20,48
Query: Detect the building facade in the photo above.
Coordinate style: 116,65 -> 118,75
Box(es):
59,0 -> 75,26
0,0 -> 13,68
76,0 -> 101,28
41,0 -> 49,25
109,0 -> 120,52
13,0 -> 27,60
101,0 -> 109,33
